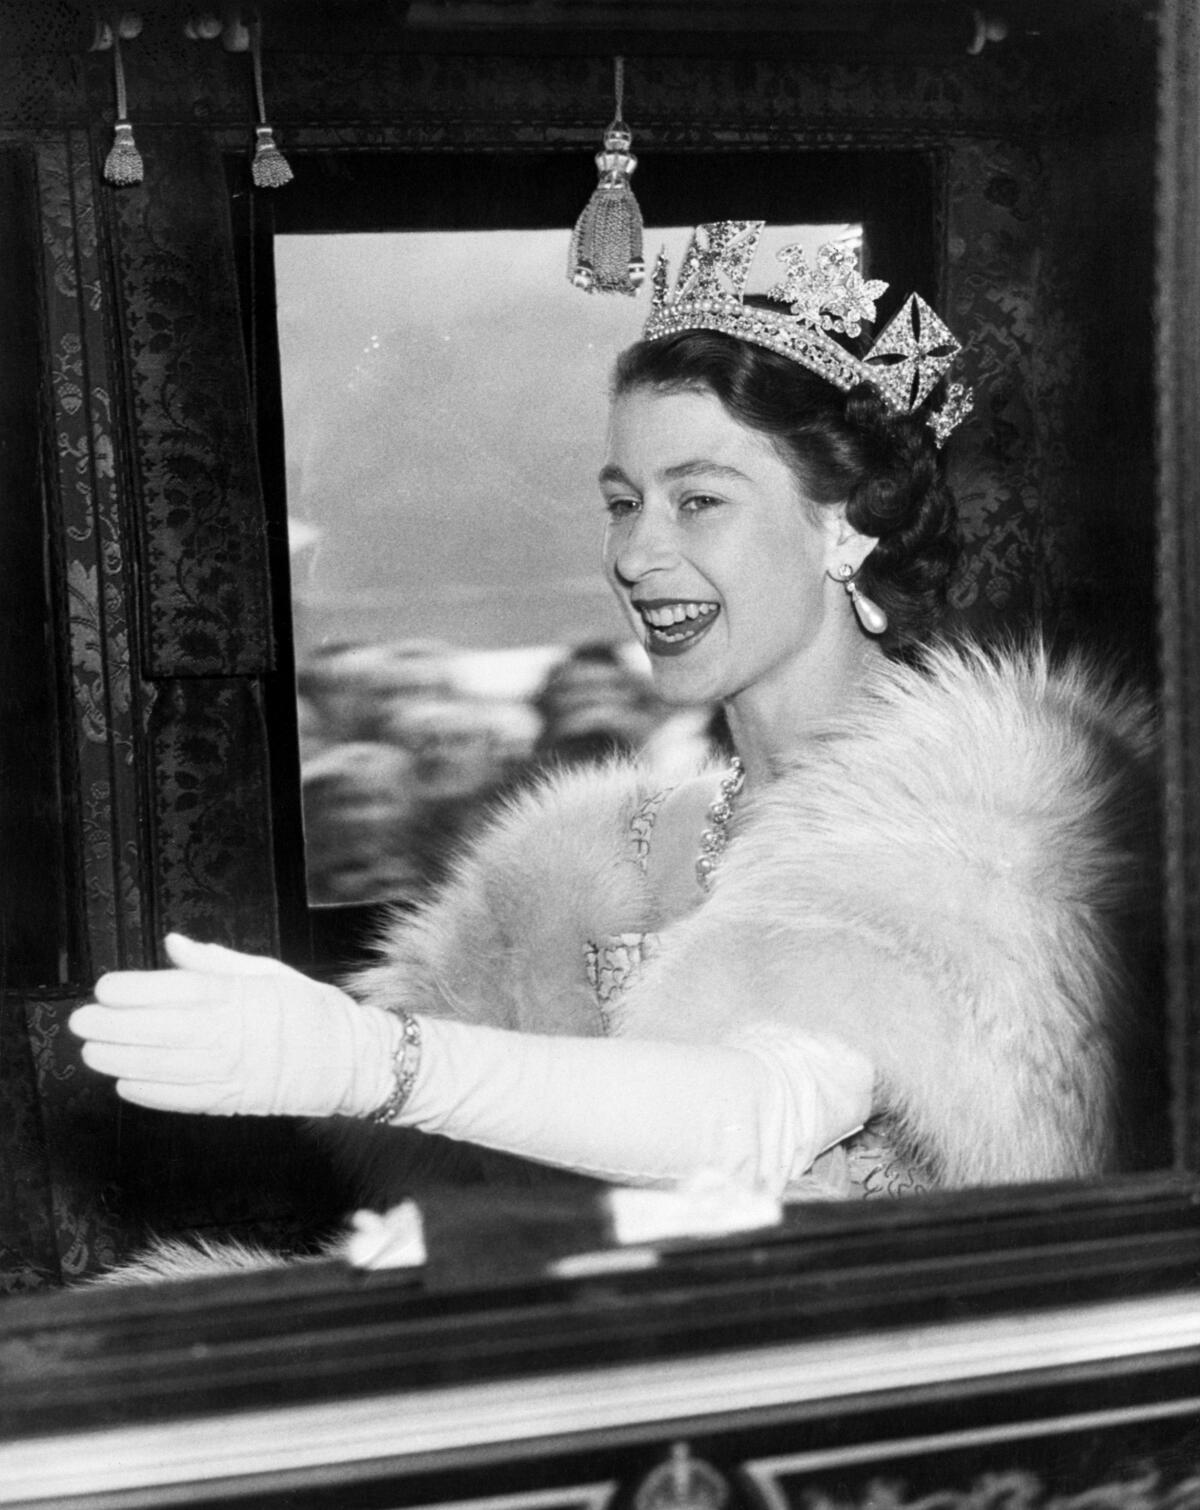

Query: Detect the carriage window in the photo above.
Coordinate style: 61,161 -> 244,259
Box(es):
276,223 -> 861,907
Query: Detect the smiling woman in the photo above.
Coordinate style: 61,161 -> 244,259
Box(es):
70,219 -> 1163,1215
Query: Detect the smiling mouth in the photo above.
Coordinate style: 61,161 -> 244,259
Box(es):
635,599 -> 720,656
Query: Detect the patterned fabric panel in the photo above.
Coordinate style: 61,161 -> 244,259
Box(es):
104,127 -> 273,679
37,133 -> 146,978
0,996 -> 61,1291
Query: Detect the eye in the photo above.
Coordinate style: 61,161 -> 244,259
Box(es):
679,493 -> 723,516
603,495 -> 640,519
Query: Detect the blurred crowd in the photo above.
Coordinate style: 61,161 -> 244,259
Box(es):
297,638 -> 728,905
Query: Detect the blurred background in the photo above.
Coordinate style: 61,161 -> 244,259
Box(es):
277,224 -> 857,904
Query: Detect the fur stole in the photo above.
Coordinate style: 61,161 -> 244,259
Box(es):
331,640 -> 1160,1198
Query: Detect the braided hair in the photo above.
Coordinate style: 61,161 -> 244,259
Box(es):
611,330 -> 960,650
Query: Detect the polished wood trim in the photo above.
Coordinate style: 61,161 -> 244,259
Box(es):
740,1393 -> 1200,1503
2,1292 -> 1198,1506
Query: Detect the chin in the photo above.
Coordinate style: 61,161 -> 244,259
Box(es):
648,665 -> 725,708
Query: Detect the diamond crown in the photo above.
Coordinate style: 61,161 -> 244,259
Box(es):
643,221 -> 973,444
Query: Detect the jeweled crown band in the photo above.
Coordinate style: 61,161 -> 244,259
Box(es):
642,221 -> 974,445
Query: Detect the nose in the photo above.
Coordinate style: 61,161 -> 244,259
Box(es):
607,504 -> 679,586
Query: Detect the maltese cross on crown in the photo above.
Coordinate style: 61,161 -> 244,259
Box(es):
643,220 -> 972,443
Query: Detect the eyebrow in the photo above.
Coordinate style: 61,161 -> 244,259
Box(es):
597,460 -> 752,486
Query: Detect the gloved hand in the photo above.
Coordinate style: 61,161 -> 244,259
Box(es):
68,934 -> 399,1118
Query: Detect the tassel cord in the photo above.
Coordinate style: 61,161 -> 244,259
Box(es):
248,17 -> 293,188
250,20 -> 269,125
112,30 -> 129,122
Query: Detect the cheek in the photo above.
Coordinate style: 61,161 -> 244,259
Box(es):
748,546 -> 828,633
773,525 -> 833,595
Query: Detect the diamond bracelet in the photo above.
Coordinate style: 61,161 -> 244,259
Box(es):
371,1011 -> 422,1125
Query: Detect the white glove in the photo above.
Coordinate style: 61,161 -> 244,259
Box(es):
397,1016 -> 874,1195
68,934 -> 398,1118
71,936 -> 875,1192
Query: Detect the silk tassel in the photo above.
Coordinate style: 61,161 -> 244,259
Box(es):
103,29 -> 143,186
569,57 -> 644,295
249,19 -> 293,188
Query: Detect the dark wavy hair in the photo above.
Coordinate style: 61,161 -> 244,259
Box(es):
611,329 -> 961,651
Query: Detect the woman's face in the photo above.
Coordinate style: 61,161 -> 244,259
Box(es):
600,385 -> 849,708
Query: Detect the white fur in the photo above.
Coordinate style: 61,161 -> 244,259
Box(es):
86,1235 -> 297,1286
348,761 -> 660,1035
338,640 -> 1158,1196
615,641 -> 1158,1184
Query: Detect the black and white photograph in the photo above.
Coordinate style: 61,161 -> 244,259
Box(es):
1,3 -> 1198,1507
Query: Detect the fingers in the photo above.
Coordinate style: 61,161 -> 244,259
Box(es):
80,1039 -> 206,1084
164,934 -> 291,977
69,1002 -> 215,1049
73,1001 -> 231,1088
84,937 -> 291,1015
74,997 -> 243,1098
115,1080 -> 238,1115
91,970 -> 224,1009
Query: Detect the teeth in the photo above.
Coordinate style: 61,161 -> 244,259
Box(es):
639,602 -> 717,629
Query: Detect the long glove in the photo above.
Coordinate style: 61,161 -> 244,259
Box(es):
405,1014 -> 873,1193
70,936 -> 873,1191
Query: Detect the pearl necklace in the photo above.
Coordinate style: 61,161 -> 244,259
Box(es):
695,756 -> 745,892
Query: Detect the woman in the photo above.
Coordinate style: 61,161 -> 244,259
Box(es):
69,224 -> 1160,1210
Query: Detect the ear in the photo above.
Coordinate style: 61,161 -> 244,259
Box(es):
823,505 -> 878,576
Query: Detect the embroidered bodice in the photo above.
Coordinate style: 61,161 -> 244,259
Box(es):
584,782 -> 929,1201
583,789 -> 667,1033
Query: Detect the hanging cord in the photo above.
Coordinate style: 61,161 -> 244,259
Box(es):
568,55 -> 645,295
102,19 -> 144,186
249,17 -> 293,188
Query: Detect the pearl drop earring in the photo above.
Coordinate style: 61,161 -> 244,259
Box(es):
834,563 -> 889,636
